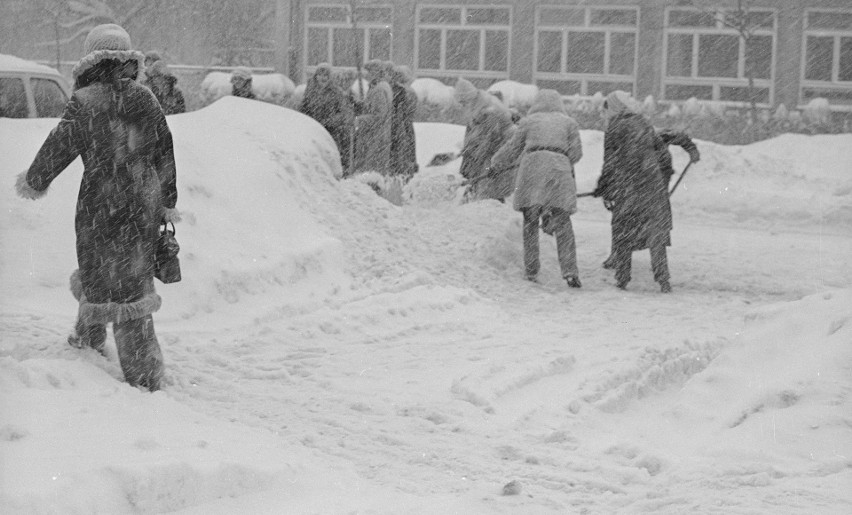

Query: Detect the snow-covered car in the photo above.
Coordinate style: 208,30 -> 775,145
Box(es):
0,54 -> 70,118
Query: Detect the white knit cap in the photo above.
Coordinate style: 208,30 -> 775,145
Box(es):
84,24 -> 132,54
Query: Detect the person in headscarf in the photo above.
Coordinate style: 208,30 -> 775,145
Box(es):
389,64 -> 419,180
354,59 -> 392,175
454,77 -> 514,202
301,63 -> 349,169
144,60 -> 186,115
593,90 -> 673,293
491,89 -> 584,287
15,23 -> 179,390
601,128 -> 700,269
231,66 -> 256,100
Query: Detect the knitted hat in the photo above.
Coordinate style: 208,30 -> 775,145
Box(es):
453,78 -> 478,103
604,90 -> 640,115
72,24 -> 144,80
363,59 -> 385,75
314,63 -> 332,76
528,89 -> 566,115
231,66 -> 252,81
391,65 -> 414,85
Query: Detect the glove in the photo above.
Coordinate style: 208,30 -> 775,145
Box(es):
688,149 -> 701,163
603,199 -> 615,211
162,207 -> 182,224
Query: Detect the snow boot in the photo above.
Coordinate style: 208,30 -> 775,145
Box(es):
68,320 -> 107,355
113,314 -> 164,391
565,276 -> 582,288
660,280 -> 672,293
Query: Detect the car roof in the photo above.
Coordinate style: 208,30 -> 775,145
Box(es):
0,54 -> 64,76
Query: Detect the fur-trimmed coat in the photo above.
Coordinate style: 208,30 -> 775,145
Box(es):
492,92 -> 583,213
355,80 -> 393,174
19,78 -> 177,317
596,111 -> 672,251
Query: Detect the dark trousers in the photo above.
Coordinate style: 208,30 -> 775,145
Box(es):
613,230 -> 670,286
522,207 -> 579,279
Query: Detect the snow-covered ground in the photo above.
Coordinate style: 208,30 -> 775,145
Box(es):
1,97 -> 851,514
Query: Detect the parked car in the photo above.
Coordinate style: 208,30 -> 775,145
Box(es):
0,54 -> 70,118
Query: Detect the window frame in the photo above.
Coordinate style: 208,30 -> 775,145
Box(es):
414,4 -> 512,80
532,5 -> 639,96
662,6 -> 777,107
303,3 -> 394,75
800,8 -> 852,111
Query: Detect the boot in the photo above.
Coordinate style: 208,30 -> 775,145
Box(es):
113,315 -> 164,391
565,276 -> 582,288
68,320 -> 107,355
660,280 -> 672,293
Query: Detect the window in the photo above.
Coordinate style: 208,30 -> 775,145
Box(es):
305,4 -> 392,70
415,5 -> 511,79
533,6 -> 638,96
802,10 -> 852,109
663,7 -> 776,105
32,78 -> 67,117
0,77 -> 28,118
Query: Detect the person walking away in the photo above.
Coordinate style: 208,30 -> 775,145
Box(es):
145,60 -> 186,115
454,78 -> 513,202
301,63 -> 349,170
15,23 -> 179,390
594,90 -> 673,293
354,59 -> 392,176
491,89 -> 584,288
231,66 -> 256,99
389,64 -> 419,180
602,129 -> 700,269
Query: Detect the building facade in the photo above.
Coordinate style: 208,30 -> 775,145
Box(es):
274,0 -> 852,111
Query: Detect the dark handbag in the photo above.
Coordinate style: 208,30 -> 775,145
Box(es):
155,222 -> 181,284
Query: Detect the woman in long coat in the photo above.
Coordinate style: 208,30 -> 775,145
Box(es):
15,24 -> 178,390
389,65 -> 419,179
354,59 -> 392,175
301,63 -> 349,170
491,89 -> 584,287
454,78 -> 514,201
594,90 -> 673,292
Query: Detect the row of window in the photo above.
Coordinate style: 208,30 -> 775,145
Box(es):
303,4 -> 852,106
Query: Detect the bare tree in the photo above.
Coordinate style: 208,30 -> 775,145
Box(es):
688,0 -> 774,119
37,0 -> 151,56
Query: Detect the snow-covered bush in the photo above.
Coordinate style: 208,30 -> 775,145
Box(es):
803,98 -> 831,126
486,80 -> 538,111
411,78 -> 455,108
200,71 -> 296,105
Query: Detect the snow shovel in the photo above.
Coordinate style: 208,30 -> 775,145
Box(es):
669,161 -> 693,197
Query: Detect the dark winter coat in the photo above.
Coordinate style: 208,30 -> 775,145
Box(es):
390,83 -> 418,177
233,83 -> 256,100
300,78 -> 349,162
492,90 -> 583,213
596,112 -> 672,251
22,78 -> 177,311
655,130 -> 699,184
459,92 -> 514,197
156,76 -> 186,115
354,80 -> 393,174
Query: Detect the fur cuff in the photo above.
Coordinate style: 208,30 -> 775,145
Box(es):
162,207 -> 182,224
15,171 -> 46,200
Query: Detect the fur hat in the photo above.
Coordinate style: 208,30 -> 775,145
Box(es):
231,66 -> 252,82
363,59 -> 385,75
391,65 -> 414,85
605,90 -> 640,115
454,77 -> 478,103
72,24 -> 144,80
144,50 -> 162,63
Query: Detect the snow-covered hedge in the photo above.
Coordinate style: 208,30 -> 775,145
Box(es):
200,71 -> 296,105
